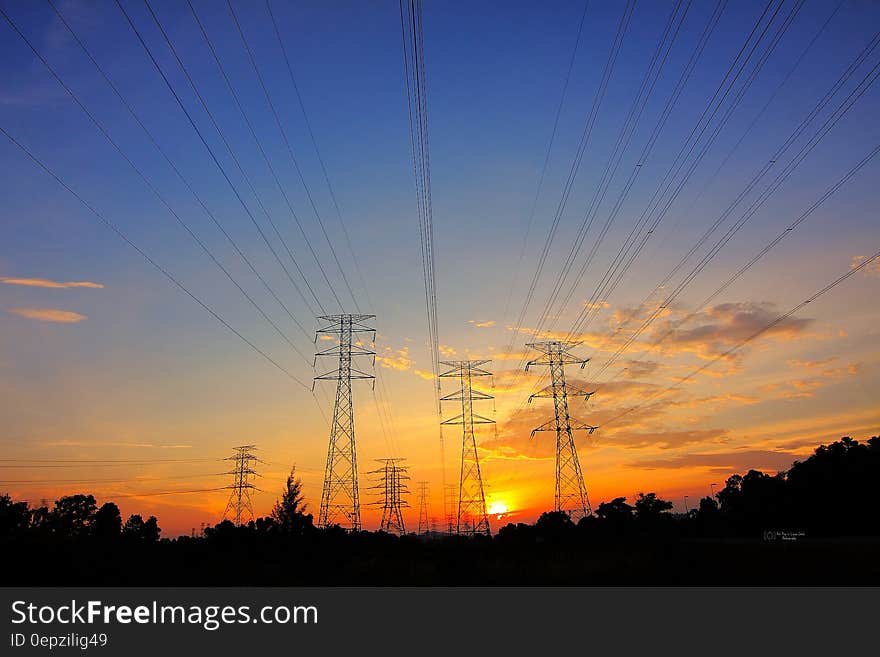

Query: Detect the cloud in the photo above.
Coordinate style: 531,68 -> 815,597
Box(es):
669,393 -> 759,409
9,307 -> 86,323
628,449 -> 799,474
786,357 -> 837,369
596,427 -> 729,450
0,277 -> 103,289
762,363 -> 861,399
469,320 -> 496,328
850,255 -> 880,277
479,444 -> 552,463
439,344 -> 457,357
376,346 -> 413,371
652,302 -> 814,360
414,369 -> 435,380
620,360 -> 660,378
42,441 -> 193,449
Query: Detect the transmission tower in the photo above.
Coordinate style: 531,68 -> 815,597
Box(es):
368,458 -> 409,535
416,481 -> 430,535
444,484 -> 457,536
314,314 -> 376,531
223,445 -> 261,525
440,360 -> 493,536
526,341 -> 597,523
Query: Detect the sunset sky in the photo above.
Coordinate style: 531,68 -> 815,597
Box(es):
1,0 -> 878,537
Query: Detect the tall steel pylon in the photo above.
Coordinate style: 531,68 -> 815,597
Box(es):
314,314 -> 376,531
416,481 -> 430,535
526,341 -> 597,523
369,458 -> 409,535
440,360 -> 493,536
222,445 -> 261,525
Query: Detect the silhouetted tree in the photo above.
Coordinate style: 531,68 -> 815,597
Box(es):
785,436 -> 880,536
718,469 -> 787,535
92,502 -> 122,538
596,497 -> 634,521
698,496 -> 719,515
0,494 -> 30,535
122,514 -> 160,542
534,511 -> 575,542
49,494 -> 97,536
271,467 -> 314,535
29,504 -> 50,532
594,497 -> 635,536
634,492 -> 673,520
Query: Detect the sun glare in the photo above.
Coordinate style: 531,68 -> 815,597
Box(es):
488,501 -> 509,518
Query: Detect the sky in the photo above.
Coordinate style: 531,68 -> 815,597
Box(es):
1,0 -> 878,537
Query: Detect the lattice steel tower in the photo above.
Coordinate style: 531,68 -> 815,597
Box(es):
223,445 -> 261,525
444,484 -> 457,536
526,341 -> 597,522
440,360 -> 493,536
314,314 -> 376,531
416,481 -> 430,535
369,458 -> 409,535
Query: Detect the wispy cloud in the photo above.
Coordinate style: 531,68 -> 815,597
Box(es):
850,255 -> 880,277
9,307 -> 87,323
786,357 -> 837,369
43,441 -> 193,449
439,344 -> 457,357
597,427 -> 729,450
376,346 -> 414,371
628,449 -> 799,474
469,320 -> 496,328
1,276 -> 103,289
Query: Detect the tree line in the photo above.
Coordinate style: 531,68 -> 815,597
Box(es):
2,436 -> 878,541
1,437 -> 878,585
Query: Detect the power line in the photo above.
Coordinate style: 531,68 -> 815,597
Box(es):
648,0 -> 846,262
141,0 -> 321,318
0,458 -> 220,464
564,0 -> 794,344
504,0 -> 636,367
111,487 -> 228,498
0,473 -> 225,485
225,0 -> 357,311
0,124 -> 309,388
531,0 -> 692,346
502,0 -> 728,415
498,0 -> 591,330
116,0 -> 314,335
264,0 -> 372,311
596,138 -> 880,389
39,0 -> 314,367
600,248 -> 880,429
400,0 -> 440,403
590,37 -> 880,381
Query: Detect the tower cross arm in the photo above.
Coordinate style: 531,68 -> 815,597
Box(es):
570,418 -> 598,434
440,389 -> 493,401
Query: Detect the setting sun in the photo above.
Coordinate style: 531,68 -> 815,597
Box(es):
488,501 -> 509,519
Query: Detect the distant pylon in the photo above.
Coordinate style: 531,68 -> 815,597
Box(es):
222,445 -> 261,525
416,481 -> 430,535
440,360 -> 493,536
314,314 -> 376,531
526,341 -> 597,523
444,484 -> 457,536
369,458 -> 409,535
